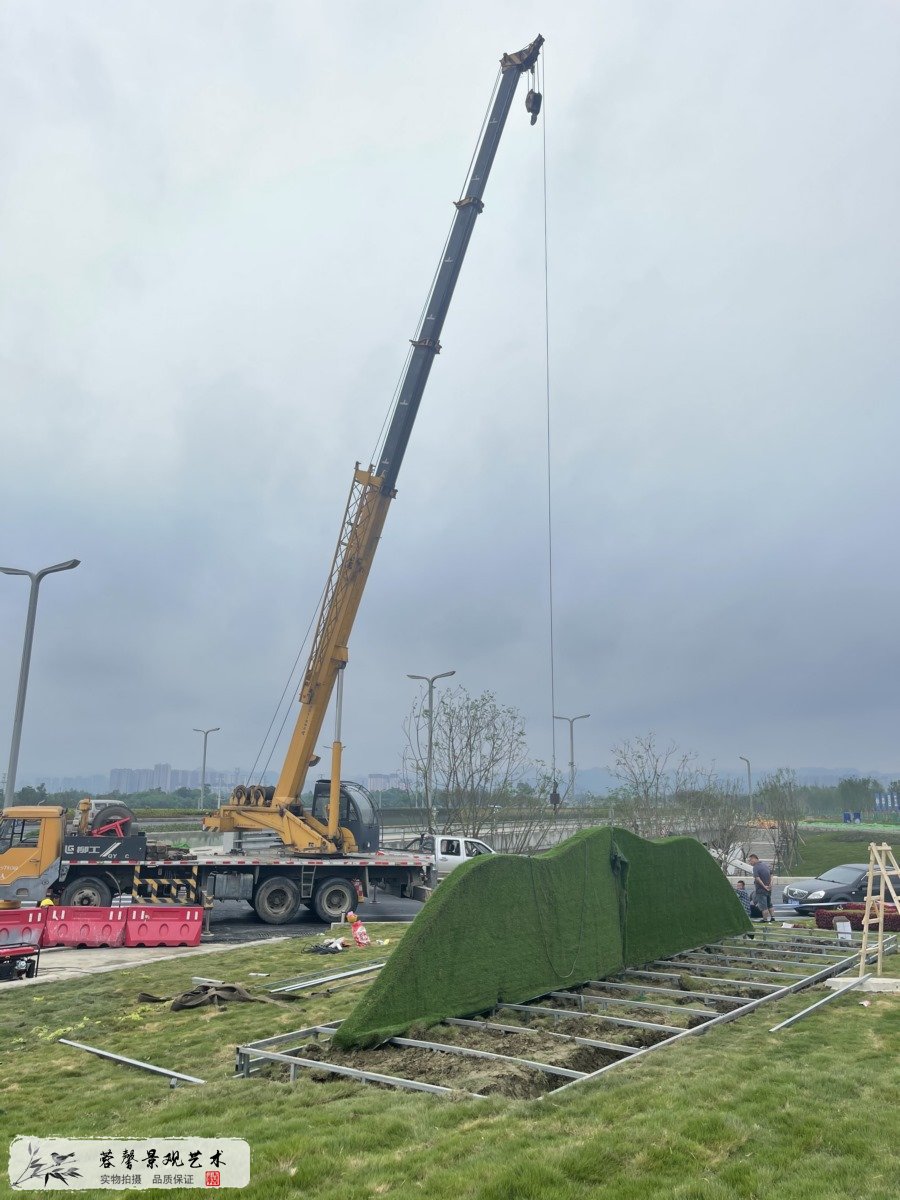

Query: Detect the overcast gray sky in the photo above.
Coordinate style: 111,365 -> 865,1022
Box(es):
2,1 -> 899,786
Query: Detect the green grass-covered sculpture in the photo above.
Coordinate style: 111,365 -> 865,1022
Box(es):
334,827 -> 751,1048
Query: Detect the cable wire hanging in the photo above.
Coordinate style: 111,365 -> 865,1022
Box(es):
540,52 -> 559,787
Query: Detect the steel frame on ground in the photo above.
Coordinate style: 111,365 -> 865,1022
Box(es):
623,969 -> 783,991
585,979 -> 745,1006
235,933 -> 895,1099
670,951 -> 834,970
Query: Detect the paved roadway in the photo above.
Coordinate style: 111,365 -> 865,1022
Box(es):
206,880 -> 811,946
208,893 -> 425,944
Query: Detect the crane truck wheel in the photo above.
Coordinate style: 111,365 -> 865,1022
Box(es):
253,876 -> 301,924
90,804 -> 135,836
61,876 -> 113,907
312,878 -> 356,923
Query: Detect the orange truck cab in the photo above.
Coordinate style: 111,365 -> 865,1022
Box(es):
0,807 -> 66,906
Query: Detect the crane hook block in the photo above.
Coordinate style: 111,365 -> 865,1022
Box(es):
525,89 -> 542,126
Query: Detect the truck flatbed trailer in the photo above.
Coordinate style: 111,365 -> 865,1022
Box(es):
55,846 -> 432,924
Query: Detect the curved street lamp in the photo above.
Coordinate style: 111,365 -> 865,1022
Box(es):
739,755 -> 753,816
193,727 -> 221,811
1,559 -> 80,807
407,670 -> 455,836
554,713 -> 590,802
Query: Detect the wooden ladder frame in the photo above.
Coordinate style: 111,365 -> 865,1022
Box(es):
858,842 -> 900,977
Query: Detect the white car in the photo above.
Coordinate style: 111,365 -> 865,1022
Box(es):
403,834 -> 495,879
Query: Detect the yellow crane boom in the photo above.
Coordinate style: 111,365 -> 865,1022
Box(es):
207,36 -> 544,854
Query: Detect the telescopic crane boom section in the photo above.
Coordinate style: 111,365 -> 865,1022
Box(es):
208,36 -> 543,855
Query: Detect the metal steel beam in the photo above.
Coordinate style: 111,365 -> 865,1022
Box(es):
648,959 -> 808,980
268,963 -> 386,994
681,941 -> 839,957
769,974 -> 872,1032
444,1017 -> 637,1056
549,946 -> 865,1097
59,1039 -> 205,1085
236,1022 -> 340,1064
549,990 -> 714,1019
585,979 -> 744,1006
723,937 -> 843,952
723,935 -> 846,953
499,1002 -> 682,1035
236,1045 -> 481,1096
623,969 -> 782,992
671,951 -> 829,970
700,945 -> 849,964
387,1036 -> 586,1079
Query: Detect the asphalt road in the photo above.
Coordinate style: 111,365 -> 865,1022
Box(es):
207,894 -> 425,943
190,870 -> 813,945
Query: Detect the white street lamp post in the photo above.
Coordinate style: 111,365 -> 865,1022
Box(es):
553,713 -> 590,802
407,670 -> 455,835
739,755 -> 752,815
1,559 -> 80,807
194,727 -> 220,811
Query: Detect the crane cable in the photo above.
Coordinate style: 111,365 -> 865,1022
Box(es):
540,53 -> 559,789
246,577 -> 328,788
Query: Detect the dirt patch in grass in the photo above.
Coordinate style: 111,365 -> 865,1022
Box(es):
262,1018 -> 625,1098
419,1022 -> 621,1075
280,1039 -> 557,1099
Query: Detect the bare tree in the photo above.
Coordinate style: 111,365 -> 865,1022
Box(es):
755,767 -> 803,871
402,686 -> 533,838
688,777 -> 752,870
609,732 -> 704,838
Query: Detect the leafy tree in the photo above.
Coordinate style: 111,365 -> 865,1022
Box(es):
837,776 -> 881,811
14,783 -> 47,805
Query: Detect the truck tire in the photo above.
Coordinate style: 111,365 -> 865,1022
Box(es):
61,876 -> 113,907
90,804 -> 135,835
312,877 -> 356,923
253,876 -> 301,924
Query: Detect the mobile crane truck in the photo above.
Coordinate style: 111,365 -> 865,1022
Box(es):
0,35 -> 544,924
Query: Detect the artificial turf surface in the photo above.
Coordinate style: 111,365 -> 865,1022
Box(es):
335,829 -> 750,1048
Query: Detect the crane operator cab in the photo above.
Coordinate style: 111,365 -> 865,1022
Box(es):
310,780 -> 381,853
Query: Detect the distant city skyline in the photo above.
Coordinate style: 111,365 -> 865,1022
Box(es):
11,762 -> 899,799
14,762 -> 277,796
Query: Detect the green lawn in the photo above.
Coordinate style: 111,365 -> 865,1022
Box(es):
1,925 -> 898,1200
792,829 -> 892,877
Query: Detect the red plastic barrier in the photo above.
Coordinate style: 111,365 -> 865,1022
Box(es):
43,907 -> 128,948
0,908 -> 45,947
124,906 -> 203,948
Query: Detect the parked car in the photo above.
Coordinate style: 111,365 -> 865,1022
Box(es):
782,863 -> 900,914
402,834 -> 495,880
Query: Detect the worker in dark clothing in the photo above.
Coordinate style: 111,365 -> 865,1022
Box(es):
748,854 -> 775,923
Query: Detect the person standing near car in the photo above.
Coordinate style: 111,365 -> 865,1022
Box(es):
748,854 -> 775,923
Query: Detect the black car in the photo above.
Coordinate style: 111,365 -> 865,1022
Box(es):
782,863 -> 900,914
